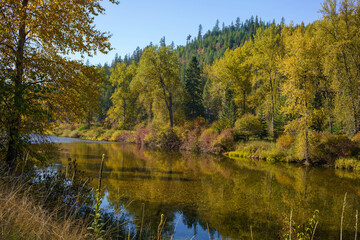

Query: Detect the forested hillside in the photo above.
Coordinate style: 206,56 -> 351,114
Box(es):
95,16 -> 280,124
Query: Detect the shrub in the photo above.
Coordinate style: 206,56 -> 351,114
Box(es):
235,114 -> 263,140
158,129 -> 182,150
276,134 -> 295,150
315,133 -> 359,163
61,129 -> 72,137
109,131 -> 121,142
98,130 -> 115,141
352,131 -> 360,143
180,127 -> 201,151
133,126 -> 150,145
69,130 -> 81,138
78,124 -> 90,131
262,147 -> 284,163
198,128 -> 218,152
115,131 -> 134,142
84,129 -> 103,140
213,128 -> 236,152
296,131 -> 360,164
211,118 -> 232,133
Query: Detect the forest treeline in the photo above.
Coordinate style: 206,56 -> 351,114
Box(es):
76,0 -> 360,165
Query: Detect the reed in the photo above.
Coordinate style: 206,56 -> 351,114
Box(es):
340,192 -> 347,240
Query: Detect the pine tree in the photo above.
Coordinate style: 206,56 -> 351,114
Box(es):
184,56 -> 204,120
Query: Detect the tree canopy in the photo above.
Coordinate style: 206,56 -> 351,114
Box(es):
0,0 -> 117,169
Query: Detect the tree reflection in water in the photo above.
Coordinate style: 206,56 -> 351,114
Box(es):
53,142 -> 360,239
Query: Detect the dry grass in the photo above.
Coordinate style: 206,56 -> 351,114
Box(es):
0,180 -> 87,240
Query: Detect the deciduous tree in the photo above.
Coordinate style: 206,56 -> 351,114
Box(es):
0,0 -> 117,169
132,46 -> 181,128
107,62 -> 138,129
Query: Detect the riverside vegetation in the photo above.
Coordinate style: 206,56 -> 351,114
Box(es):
2,0 -> 360,239
53,0 -> 360,170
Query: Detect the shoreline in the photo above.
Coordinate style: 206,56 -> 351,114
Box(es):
49,124 -> 360,172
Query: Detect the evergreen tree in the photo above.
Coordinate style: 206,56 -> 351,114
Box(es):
198,24 -> 203,41
160,36 -> 166,46
184,56 -> 204,119
236,17 -> 241,30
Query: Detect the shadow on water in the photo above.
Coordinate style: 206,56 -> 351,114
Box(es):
50,138 -> 360,239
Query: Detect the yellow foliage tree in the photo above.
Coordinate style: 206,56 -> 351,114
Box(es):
319,0 -> 360,135
132,45 -> 181,129
280,24 -> 323,165
251,24 -> 284,137
212,42 -> 252,117
0,0 -> 117,169
107,62 -> 138,129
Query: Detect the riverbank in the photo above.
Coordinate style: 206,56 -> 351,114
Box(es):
0,156 -> 128,240
0,177 -> 86,240
51,123 -> 360,168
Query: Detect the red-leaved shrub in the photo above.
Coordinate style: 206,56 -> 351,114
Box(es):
180,127 -> 201,151
213,128 -> 236,152
310,132 -> 359,163
198,128 -> 218,152
133,127 -> 149,145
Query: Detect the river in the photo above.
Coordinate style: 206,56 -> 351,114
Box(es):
50,136 -> 360,239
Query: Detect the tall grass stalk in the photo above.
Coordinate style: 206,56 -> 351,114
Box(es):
207,223 -> 212,240
139,203 -> 145,240
289,208 -> 293,240
87,154 -> 106,239
311,221 -> 318,240
0,174 -> 86,239
355,210 -> 358,240
340,192 -> 347,240
157,214 -> 166,240
170,213 -> 182,240
250,225 -> 254,240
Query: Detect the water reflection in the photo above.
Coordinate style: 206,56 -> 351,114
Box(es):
53,141 -> 360,239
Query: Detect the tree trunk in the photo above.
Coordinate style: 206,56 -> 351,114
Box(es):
324,80 -> 333,133
342,50 -> 358,134
169,92 -> 174,129
5,0 -> 28,171
122,98 -> 126,127
242,90 -> 246,115
5,126 -> 19,171
269,77 -> 275,138
304,101 -> 312,166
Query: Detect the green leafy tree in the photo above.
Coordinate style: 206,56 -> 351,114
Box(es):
107,62 -> 138,129
132,46 -> 181,128
212,42 -> 252,118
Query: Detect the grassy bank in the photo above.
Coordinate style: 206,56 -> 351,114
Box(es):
51,123 -> 135,142
0,180 -> 86,240
0,167 -> 88,240
0,157 -> 129,240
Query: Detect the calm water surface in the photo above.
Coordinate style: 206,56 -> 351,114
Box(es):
51,137 -> 360,240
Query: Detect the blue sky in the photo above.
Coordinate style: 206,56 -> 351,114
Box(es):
88,0 -> 325,65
